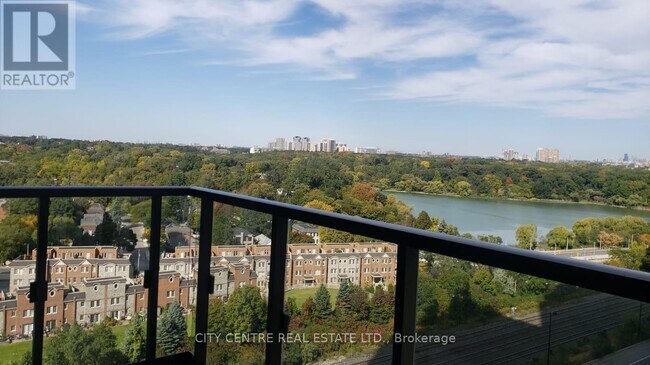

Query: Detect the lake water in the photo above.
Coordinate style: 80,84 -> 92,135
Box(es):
389,192 -> 650,245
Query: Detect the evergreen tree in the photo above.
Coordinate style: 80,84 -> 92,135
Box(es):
157,301 -> 187,355
122,314 -> 146,362
95,212 -> 117,244
313,284 -> 331,319
336,280 -> 352,314
414,211 -> 432,230
285,296 -> 299,317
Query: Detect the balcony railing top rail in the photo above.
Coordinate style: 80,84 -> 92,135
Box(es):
1,186 -> 649,365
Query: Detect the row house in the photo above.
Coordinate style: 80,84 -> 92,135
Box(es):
77,277 -> 128,324
160,257 -> 195,279
360,252 -> 395,287
124,272 -> 195,317
326,253 -> 361,287
34,246 -> 120,261
0,283 -> 66,337
0,273 -> 196,338
8,258 -> 132,294
170,242 -> 397,292
288,254 -> 327,288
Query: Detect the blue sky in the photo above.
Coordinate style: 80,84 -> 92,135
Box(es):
1,0 -> 649,160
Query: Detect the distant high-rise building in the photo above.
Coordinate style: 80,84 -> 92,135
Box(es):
502,148 -> 518,161
355,147 -> 380,154
292,136 -> 301,151
320,138 -> 336,153
268,137 -> 286,151
536,147 -> 560,163
336,143 -> 348,152
623,153 -> 629,162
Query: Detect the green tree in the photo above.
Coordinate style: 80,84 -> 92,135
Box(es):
516,224 -> 538,249
49,216 -> 83,245
477,235 -> 503,244
348,285 -> 370,320
45,322 -> 128,365
641,246 -> 650,272
225,286 -> 266,334
546,226 -> 575,249
122,314 -> 146,363
285,297 -> 299,318
472,266 -> 497,295
94,212 -> 117,244
157,301 -> 187,355
313,284 -> 331,319
207,298 -> 226,333
414,211 -> 432,230
336,280 -> 352,314
455,181 -> 472,197
370,286 -> 394,324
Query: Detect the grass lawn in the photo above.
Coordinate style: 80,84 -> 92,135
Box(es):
186,312 -> 195,337
0,324 -> 130,365
285,287 -> 338,307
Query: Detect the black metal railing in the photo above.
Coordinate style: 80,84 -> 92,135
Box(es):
1,186 -> 649,365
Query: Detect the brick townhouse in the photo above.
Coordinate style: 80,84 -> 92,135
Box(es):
0,242 -> 397,337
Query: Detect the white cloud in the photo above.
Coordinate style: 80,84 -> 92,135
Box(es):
85,0 -> 650,119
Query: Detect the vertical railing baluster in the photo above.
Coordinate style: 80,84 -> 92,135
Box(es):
145,195 -> 162,362
392,244 -> 418,365
194,198 -> 213,365
31,197 -> 49,365
265,215 -> 289,365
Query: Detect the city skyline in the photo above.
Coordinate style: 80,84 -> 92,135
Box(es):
0,1 -> 649,161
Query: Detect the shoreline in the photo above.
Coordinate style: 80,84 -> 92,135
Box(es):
383,190 -> 650,213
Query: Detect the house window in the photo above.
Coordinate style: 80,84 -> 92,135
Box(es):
81,267 -> 88,273
90,300 -> 101,308
110,298 -> 120,305
139,293 -> 144,300
10,325 -> 16,332
23,309 -> 34,318
46,306 -> 57,314
56,267 -> 63,273
11,310 -> 16,317
166,290 -> 175,298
